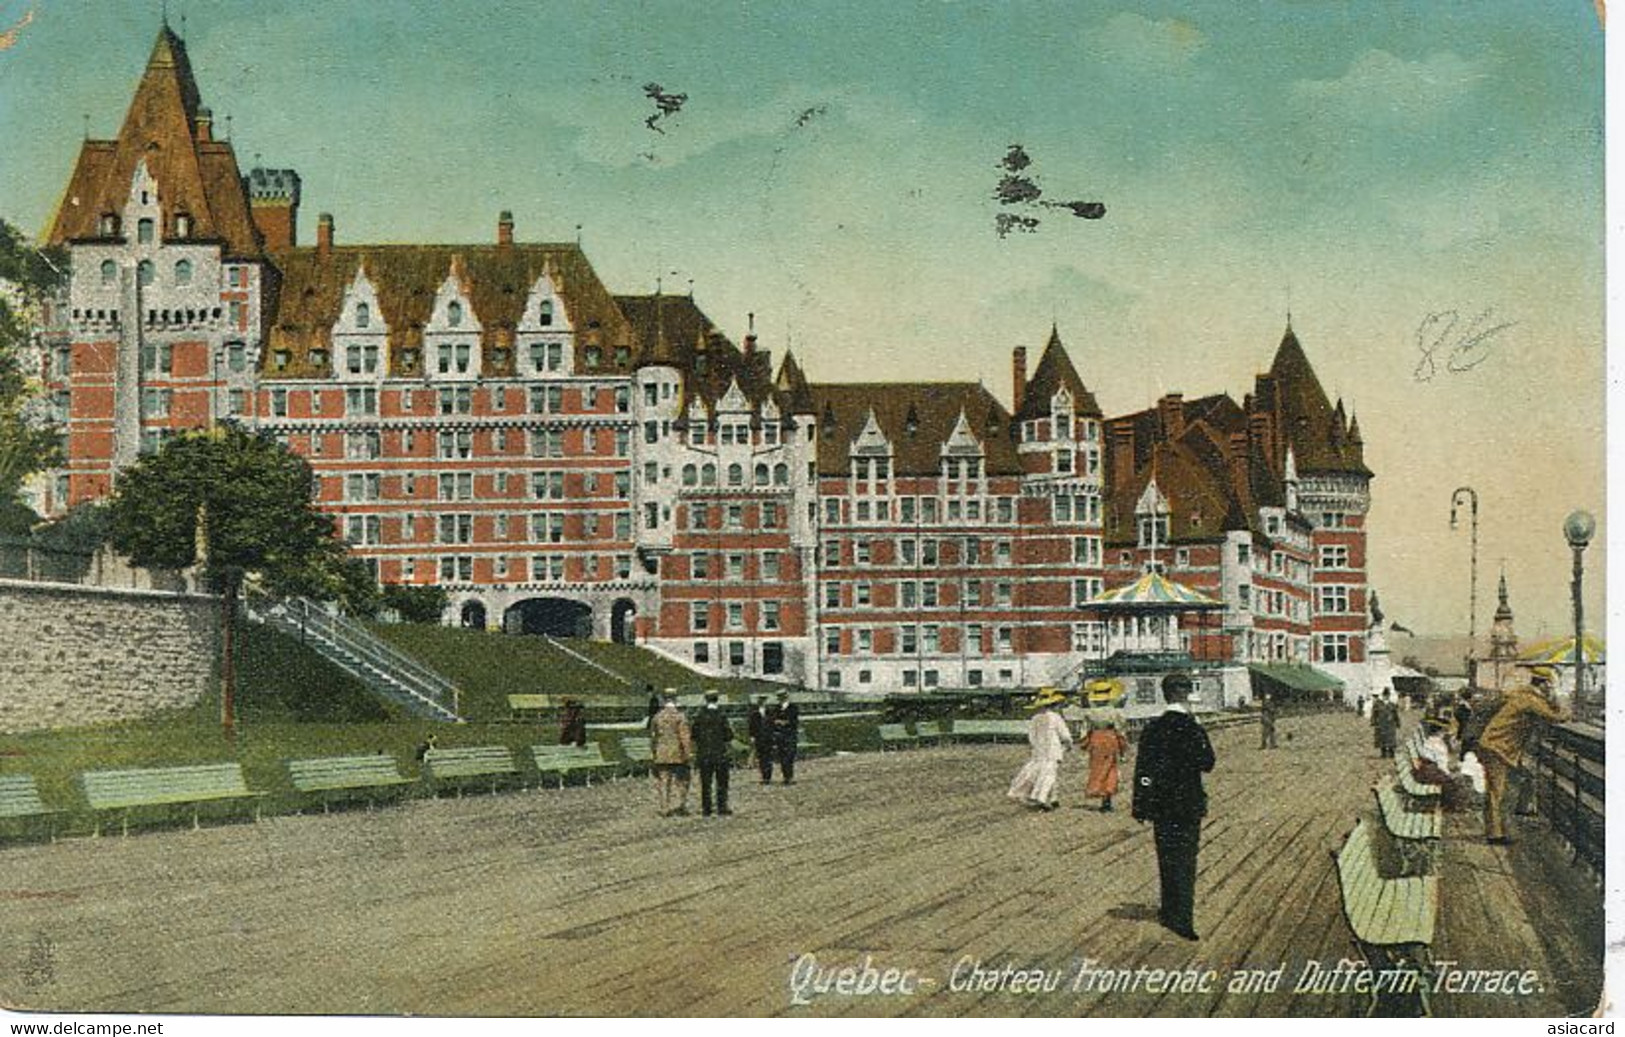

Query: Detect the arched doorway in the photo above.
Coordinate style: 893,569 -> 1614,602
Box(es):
610,599 -> 637,644
460,600 -> 487,629
504,597 -> 593,638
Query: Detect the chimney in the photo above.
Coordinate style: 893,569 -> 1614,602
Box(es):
1109,421 -> 1135,484
744,311 -> 757,356
246,168 -> 301,250
1228,431 -> 1251,498
1157,393 -> 1185,441
497,210 -> 514,247
1012,347 -> 1028,413
317,213 -> 334,257
195,107 -> 213,142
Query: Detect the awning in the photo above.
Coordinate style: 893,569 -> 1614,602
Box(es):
1248,663 -> 1345,696
1518,635 -> 1605,666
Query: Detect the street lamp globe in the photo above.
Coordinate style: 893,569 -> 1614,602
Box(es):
1564,510 -> 1596,550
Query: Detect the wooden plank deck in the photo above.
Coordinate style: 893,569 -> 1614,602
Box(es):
0,712 -> 1600,1017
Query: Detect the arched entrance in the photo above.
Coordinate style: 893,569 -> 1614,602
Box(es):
504,597 -> 593,638
610,599 -> 637,644
460,600 -> 487,629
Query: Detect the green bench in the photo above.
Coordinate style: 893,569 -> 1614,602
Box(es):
423,746 -> 519,795
81,763 -> 262,837
0,775 -> 55,841
914,720 -> 949,745
1373,783 -> 1440,875
620,736 -> 654,773
1396,752 -> 1442,805
288,755 -> 412,811
508,694 -> 549,719
532,744 -> 618,787
1333,818 -> 1438,1016
878,723 -> 918,750
950,719 -> 1029,742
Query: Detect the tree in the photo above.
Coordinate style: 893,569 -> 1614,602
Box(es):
107,424 -> 351,737
382,584 -> 449,624
0,218 -> 67,512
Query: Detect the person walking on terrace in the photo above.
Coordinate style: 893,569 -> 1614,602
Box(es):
1083,713 -> 1129,812
1132,672 -> 1216,941
769,690 -> 800,785
748,695 -> 775,784
1007,687 -> 1074,810
650,692 -> 693,817
1479,666 -> 1568,845
691,691 -> 733,817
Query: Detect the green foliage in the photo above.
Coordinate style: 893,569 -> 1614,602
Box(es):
31,500 -> 109,554
381,583 -> 448,624
106,424 -> 348,598
0,217 -> 67,506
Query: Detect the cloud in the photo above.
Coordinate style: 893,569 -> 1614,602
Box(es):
1092,13 -> 1206,70
1291,49 -> 1489,123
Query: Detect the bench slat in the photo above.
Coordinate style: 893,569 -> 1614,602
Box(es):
82,764 -> 256,811
0,776 -> 51,819
424,747 -> 518,780
289,756 -> 410,793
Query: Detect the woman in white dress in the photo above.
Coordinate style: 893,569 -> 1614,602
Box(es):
1007,687 -> 1075,810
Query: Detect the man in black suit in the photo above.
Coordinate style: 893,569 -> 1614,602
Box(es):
747,695 -> 775,784
769,690 -> 800,784
691,690 -> 733,816
1131,672 -> 1216,941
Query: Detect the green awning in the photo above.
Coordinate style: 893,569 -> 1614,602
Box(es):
1248,663 -> 1345,694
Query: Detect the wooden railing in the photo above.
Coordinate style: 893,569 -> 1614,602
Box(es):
1526,720 -> 1604,875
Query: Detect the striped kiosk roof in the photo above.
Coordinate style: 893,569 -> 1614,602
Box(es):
1086,572 -> 1224,610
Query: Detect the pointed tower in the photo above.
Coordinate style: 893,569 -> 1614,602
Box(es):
1481,570 -> 1521,691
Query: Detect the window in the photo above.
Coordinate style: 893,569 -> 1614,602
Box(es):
996,581 -> 1013,606
922,626 -> 940,654
726,603 -> 744,630
855,581 -> 872,606
691,603 -> 710,631
346,430 -> 381,460
825,629 -> 841,655
1237,543 -> 1251,566
137,261 -> 155,287
693,642 -> 709,664
345,473 -> 382,502
1319,633 -> 1351,663
762,553 -> 780,581
726,505 -> 743,530
447,301 -> 463,327
539,300 -> 554,326
438,472 -> 474,501
347,344 -> 379,375
100,260 -> 116,285
271,389 -> 288,417
140,343 -> 172,375
693,553 -> 710,580
345,387 -> 378,415
728,641 -> 746,667
1318,545 -> 1350,569
139,387 -> 170,418
438,556 -> 474,583
439,387 -> 473,414
137,218 -> 154,244
1318,585 -> 1351,615
174,259 -> 192,285
437,514 -> 473,544
438,429 -> 473,459
1138,515 -> 1169,548
823,583 -> 840,608
726,554 -> 745,580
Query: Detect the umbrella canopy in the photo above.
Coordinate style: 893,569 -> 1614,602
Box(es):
1518,635 -> 1605,666
1086,571 -> 1224,611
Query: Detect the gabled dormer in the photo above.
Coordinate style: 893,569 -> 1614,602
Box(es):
518,264 -> 573,333
332,263 -> 387,380
717,377 -> 751,414
1135,477 -> 1171,550
426,259 -> 480,379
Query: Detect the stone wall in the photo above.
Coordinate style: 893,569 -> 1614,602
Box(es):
0,578 -> 219,733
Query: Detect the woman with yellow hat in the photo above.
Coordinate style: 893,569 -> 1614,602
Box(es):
1006,687 -> 1074,811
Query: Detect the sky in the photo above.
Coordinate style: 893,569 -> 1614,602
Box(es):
0,0 -> 1606,642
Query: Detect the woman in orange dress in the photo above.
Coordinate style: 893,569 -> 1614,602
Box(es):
1083,715 -> 1129,812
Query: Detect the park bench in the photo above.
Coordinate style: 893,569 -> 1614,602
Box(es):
81,763 -> 262,837
1395,752 -> 1442,806
0,775 -> 56,841
423,746 -> 519,796
1373,783 -> 1441,875
1332,818 -> 1439,1016
878,723 -> 918,750
914,720 -> 949,745
288,755 -> 412,812
508,694 -> 549,720
620,736 -> 654,774
949,719 -> 1028,743
532,744 -> 618,787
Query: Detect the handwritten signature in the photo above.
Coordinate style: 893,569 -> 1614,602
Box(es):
1413,308 -> 1517,382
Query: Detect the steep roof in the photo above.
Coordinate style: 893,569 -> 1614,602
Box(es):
1016,326 -> 1103,421
1104,434 -> 1240,546
774,351 -> 815,415
1259,325 -> 1371,478
808,383 -> 1018,476
47,26 -> 262,259
263,243 -> 631,378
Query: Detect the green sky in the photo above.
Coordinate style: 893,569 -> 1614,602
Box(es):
0,0 -> 1605,640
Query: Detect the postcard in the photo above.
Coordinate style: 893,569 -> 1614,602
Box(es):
0,0 -> 1609,1025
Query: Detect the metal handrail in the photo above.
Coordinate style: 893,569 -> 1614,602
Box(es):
292,599 -> 456,697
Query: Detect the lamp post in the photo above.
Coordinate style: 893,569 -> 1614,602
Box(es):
1562,510 -> 1595,719
1449,487 -> 1479,683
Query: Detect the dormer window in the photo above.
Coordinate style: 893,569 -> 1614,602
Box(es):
137,219 -> 155,245
174,213 -> 192,238
614,345 -> 631,368
1137,515 -> 1169,549
447,301 -> 463,327
539,300 -> 553,326
99,214 -> 120,237
585,345 -> 603,367
356,303 -> 370,328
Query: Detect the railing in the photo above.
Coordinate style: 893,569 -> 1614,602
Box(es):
251,595 -> 461,721
0,540 -> 95,585
543,635 -> 634,686
1526,720 -> 1604,875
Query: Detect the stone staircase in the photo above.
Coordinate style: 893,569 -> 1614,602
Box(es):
247,596 -> 463,722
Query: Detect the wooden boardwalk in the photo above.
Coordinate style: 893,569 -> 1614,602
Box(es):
0,712 -> 1600,1017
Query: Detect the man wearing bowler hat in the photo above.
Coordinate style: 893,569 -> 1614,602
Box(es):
1131,672 -> 1216,941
